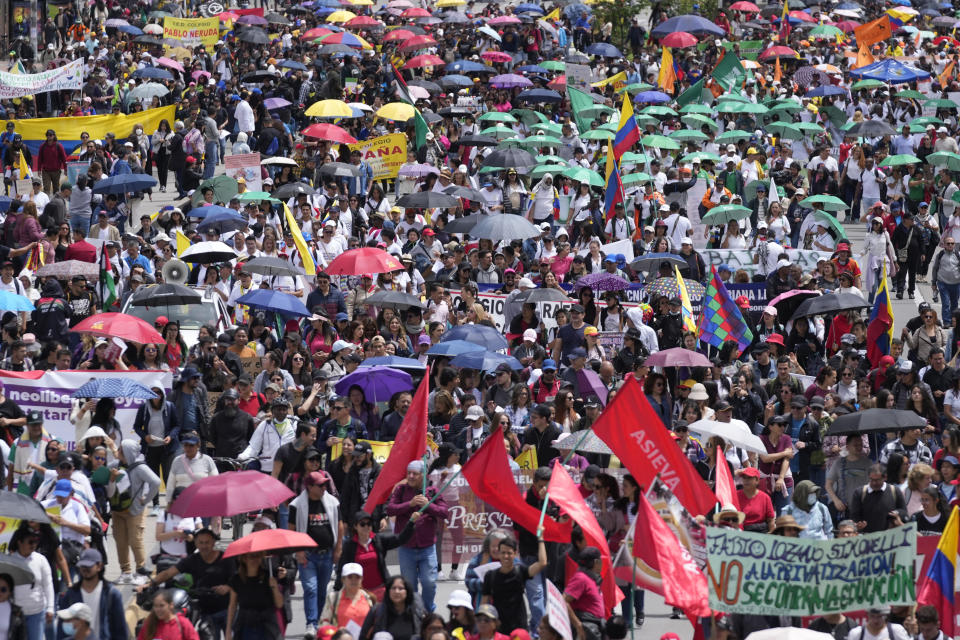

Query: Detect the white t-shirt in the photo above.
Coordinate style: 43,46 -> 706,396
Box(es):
807,155 -> 839,174
81,582 -> 103,640
845,624 -> 910,640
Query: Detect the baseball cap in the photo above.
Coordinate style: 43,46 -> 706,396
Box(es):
466,405 -> 485,421
332,340 -> 353,353
57,604 -> 93,624
341,563 -> 363,577
76,549 -> 103,568
54,479 -> 73,497
476,604 -> 499,620
542,359 -> 557,371
740,467 -> 760,478
523,329 -> 537,342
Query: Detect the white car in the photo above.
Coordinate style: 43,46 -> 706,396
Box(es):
121,286 -> 234,347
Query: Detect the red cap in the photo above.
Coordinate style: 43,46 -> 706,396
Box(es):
740,467 -> 760,478
422,228 -> 436,236
735,295 -> 750,309
766,333 -> 785,346
510,631 -> 532,640
305,470 -> 331,488
836,242 -> 851,253
185,156 -> 196,164
317,627 -> 338,640
154,316 -> 169,327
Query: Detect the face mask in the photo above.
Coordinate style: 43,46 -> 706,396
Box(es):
135,129 -> 142,134
669,309 -> 679,316
807,494 -> 817,506
62,623 -> 76,637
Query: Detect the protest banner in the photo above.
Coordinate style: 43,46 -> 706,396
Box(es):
163,17 -> 219,48
331,439 -> 394,464
565,63 -> 595,91
545,580 -> 573,640
0,59 -> 84,99
705,524 -> 917,616
449,290 -> 640,333
0,370 -> 172,448
700,249 -> 833,277
348,133 -> 408,181
577,238 -> 635,262
225,153 -> 263,192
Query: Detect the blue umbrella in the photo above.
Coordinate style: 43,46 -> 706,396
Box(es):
189,204 -> 234,218
91,174 -> 158,194
563,4 -> 592,18
516,3 -> 544,13
440,74 -> 474,87
132,66 -> 174,80
72,378 -> 159,400
447,59 -> 492,73
362,356 -> 427,370
0,291 -> 34,312
117,24 -> 144,35
650,14 -> 726,37
279,60 -> 308,70
921,8 -> 940,15
440,325 -> 508,351
197,211 -> 247,234
634,90 -> 672,104
335,366 -> 412,403
849,58 -> 931,84
426,340 -> 486,357
449,350 -> 523,372
585,42 -> 621,57
0,197 -> 11,213
805,85 -> 846,97
515,64 -> 548,74
235,290 -> 310,316
516,88 -> 563,104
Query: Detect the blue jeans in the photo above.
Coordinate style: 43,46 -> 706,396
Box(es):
521,555 -> 544,631
398,545 -> 438,612
938,281 -> 960,326
772,484 -> 794,514
299,550 -> 334,626
25,612 -> 44,640
277,503 -> 289,531
69,214 -> 90,236
203,140 -> 219,179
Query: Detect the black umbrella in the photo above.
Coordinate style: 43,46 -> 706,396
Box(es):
409,79 -> 442,94
265,11 -> 291,24
365,290 -> 426,310
318,162 -> 361,178
483,148 -> 536,169
438,106 -> 476,117
793,66 -> 833,86
825,409 -> 927,436
237,27 -> 270,44
242,70 -> 276,83
516,288 -> 573,303
790,292 -> 870,321
320,44 -> 357,56
243,256 -> 300,277
396,192 -> 460,209
629,253 -> 688,273
456,135 -> 500,147
565,52 -> 591,64
443,213 -> 485,234
847,120 -> 897,137
129,283 -> 202,306
770,289 -> 822,322
0,492 -> 50,522
134,35 -> 163,45
515,88 -> 563,104
444,185 -> 486,201
273,183 -> 316,199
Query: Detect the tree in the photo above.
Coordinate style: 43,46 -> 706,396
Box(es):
591,0 -> 651,52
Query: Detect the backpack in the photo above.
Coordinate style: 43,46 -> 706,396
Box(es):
264,135 -> 280,156
108,462 -> 143,511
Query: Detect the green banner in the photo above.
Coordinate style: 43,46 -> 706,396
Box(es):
712,53 -> 746,91
567,86 -> 595,138
705,524 -> 916,616
676,77 -> 712,108
731,40 -> 764,61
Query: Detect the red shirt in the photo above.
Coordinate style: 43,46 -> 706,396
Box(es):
64,240 -> 97,263
353,536 -> 384,590
737,488 -> 774,527
565,570 -> 604,619
136,614 -> 199,640
238,393 -> 265,417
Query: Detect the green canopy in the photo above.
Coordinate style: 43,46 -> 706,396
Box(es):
622,172 -> 652,186
531,122 -> 563,136
812,210 -> 847,239
911,116 -> 945,127
541,60 -> 565,71
478,126 -> 516,139
581,129 -> 614,141
530,164 -> 570,179
717,101 -> 768,115
511,109 -> 548,126
678,104 -> 713,115
808,24 -> 845,38
800,194 -> 848,211
640,105 -> 678,117
896,90 -> 925,100
518,135 -> 563,148
237,191 -> 280,203
925,98 -> 960,110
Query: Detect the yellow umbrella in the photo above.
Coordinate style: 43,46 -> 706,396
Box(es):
741,60 -> 761,69
814,63 -> 842,74
377,102 -> 416,121
326,10 -> 357,22
305,99 -> 355,118
436,0 -> 465,6
348,0 -> 373,5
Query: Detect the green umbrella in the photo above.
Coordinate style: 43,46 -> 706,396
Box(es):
598,122 -> 619,133
809,24 -> 845,38
618,82 -> 655,93
636,115 -> 660,128
581,129 -> 614,141
479,125 -> 516,139
715,129 -> 753,143
561,167 -> 604,187
518,134 -> 563,148
539,154 -> 567,164
925,98 -> 960,110
497,138 -> 526,149
717,101 -> 768,115
927,151 -> 960,171
531,122 -> 563,136
679,104 -> 713,115
702,204 -> 752,225
851,79 -> 886,91
911,116 -> 945,127
951,190 -> 960,204
896,90 -> 925,100
681,151 -> 722,164
511,109 -> 547,126
581,105 -> 616,118
237,191 -> 280,203
800,194 -> 848,211
670,130 -> 710,142
622,172 -> 652,186
541,60 -> 565,72
478,111 -> 517,124
640,134 -> 681,150
681,114 -> 719,130
530,164 -> 570,179
744,179 -> 776,202
641,105 -> 678,117
717,94 -> 750,103
192,175 -> 238,206
767,101 -> 803,113
621,151 -> 651,165
812,210 -> 846,238
766,121 -> 803,140
879,154 -> 922,167
794,121 -> 825,135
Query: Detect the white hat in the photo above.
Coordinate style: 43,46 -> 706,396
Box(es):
757,221 -> 768,229
523,329 -> 537,342
726,144 -> 736,152
466,405 -> 485,421
539,222 -> 551,231
518,277 -> 535,289
447,590 -> 474,611
341,563 -> 363,577
57,604 -> 93,624
763,305 -> 778,317
689,383 -> 708,401
252,516 -> 276,529
680,237 -> 693,245
659,203 -> 670,212
777,259 -> 791,269
79,426 -> 109,442
154,233 -> 171,244
938,126 -> 949,134
332,340 -> 353,353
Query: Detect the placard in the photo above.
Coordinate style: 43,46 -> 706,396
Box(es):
0,59 -> 84,99
545,580 -> 573,640
163,17 -> 219,49
225,152 -> 262,193
347,134 -> 408,181
67,161 -> 90,185
705,524 -> 917,616
240,356 -> 263,378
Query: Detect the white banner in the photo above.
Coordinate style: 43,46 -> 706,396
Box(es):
0,59 -> 84,99
0,370 -> 172,448
450,290 -> 639,332
699,248 -> 833,276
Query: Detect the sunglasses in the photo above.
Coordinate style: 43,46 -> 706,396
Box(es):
719,517 -> 740,524
357,520 -> 372,527
93,456 -> 106,462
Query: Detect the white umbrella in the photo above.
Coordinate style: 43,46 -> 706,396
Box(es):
348,102 -> 373,112
746,629 -> 834,640
552,431 -> 613,455
689,419 -> 766,454
143,23 -> 164,34
180,241 -> 238,264
261,157 -> 298,167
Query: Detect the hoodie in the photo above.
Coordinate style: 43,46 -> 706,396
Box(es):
31,280 -> 71,342
115,439 -> 161,516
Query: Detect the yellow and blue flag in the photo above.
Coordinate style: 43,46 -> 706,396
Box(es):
866,262 -> 894,367
917,505 -> 957,638
675,265 -> 697,333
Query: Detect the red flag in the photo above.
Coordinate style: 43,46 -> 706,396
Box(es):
547,464 -> 624,615
714,446 -> 738,510
633,493 -> 711,617
460,426 -> 570,543
363,368 -> 430,512
591,377 -> 716,516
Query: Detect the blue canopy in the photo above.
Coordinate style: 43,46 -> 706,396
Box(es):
650,14 -> 726,37
848,58 -> 931,84
515,3 -> 544,13
117,24 -> 144,35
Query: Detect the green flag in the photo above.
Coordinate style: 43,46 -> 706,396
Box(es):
414,110 -> 429,150
712,53 -> 746,92
567,86 -> 594,136
100,249 -> 117,309
676,77 -> 710,108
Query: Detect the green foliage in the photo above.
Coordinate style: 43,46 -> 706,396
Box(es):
591,0 -> 650,52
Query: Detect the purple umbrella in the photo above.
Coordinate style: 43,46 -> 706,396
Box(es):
575,272 -> 631,291
237,14 -> 269,25
334,365 -> 412,403
576,368 -> 609,406
644,347 -> 712,368
398,163 -> 441,178
490,73 -> 534,89
264,97 -> 292,110
105,18 -> 130,27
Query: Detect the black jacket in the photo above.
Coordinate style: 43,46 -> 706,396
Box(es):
208,408 -> 255,458
335,520 -> 415,590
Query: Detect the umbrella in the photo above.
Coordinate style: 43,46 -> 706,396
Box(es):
848,58 -> 930,84
629,253 -> 688,273
325,248 -> 404,276
769,289 -> 821,321
91,174 -> 158,194
449,351 -> 524,372
0,291 -> 35,312
790,292 -> 870,320
223,528 -> 318,559
490,73 -> 533,89
585,42 -> 621,57
180,241 -> 239,265
483,148 -> 536,169
515,288 -> 573,304
37,260 -> 99,280
440,324 -> 508,351
805,85 -> 846,98
237,14 -> 268,25
644,347 -> 712,368
132,66 -> 174,80
443,186 -> 486,201
799,194 -> 848,211
575,272 -> 631,291
264,97 -> 293,110
576,368 -> 609,405
236,290 -> 310,317
273,183 -> 316,199
926,152 -> 960,171
128,284 -> 202,306
425,340 -> 485,357
361,356 -> 426,371
0,555 -> 40,586
266,12 -> 292,24
197,211 -> 248,234
650,14 -> 726,37
72,378 -> 158,400
191,175 -> 239,206
242,257 -> 301,277
879,154 -> 922,167
304,99 -> 354,118
745,629 -> 834,640
824,408 -> 927,435
811,210 -> 847,239
702,204 -> 753,225
688,419 -> 766,454
237,27 -> 270,44
847,120 -> 897,137
156,56 -> 184,72
645,276 -> 706,299
169,470 -> 295,517
318,162 -> 361,178
335,366 -> 413,401
71,313 -> 164,344
471,214 -> 541,242
515,89 -> 563,104
364,290 -> 425,310
659,31 -> 698,47
553,430 -> 613,455
0,492 -> 50,523
396,192 -> 460,209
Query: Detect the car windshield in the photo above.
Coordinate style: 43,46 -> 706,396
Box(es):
124,303 -> 217,330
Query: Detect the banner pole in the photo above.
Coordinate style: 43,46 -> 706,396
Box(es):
417,465 -> 463,514
537,427 -> 595,532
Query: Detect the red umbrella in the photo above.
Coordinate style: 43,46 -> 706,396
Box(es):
71,313 -> 164,344
383,28 -> 415,42
643,347 -> 713,368
346,16 -> 382,27
325,248 -> 405,276
223,529 -> 318,559
759,45 -> 799,60
168,471 -> 295,517
398,34 -> 438,51
934,35 -> 960,47
547,75 -> 566,90
481,51 -> 512,63
729,1 -> 761,11
301,27 -> 332,40
401,7 -> 431,17
301,123 -> 357,144
788,10 -> 816,22
404,54 -> 445,69
660,31 -> 698,47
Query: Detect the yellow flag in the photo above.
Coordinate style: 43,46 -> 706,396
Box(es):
175,230 -> 191,257
675,264 -> 697,333
284,203 -> 316,276
17,151 -> 30,179
515,448 -> 538,471
543,7 -> 560,22
591,71 -> 627,89
657,47 -> 676,93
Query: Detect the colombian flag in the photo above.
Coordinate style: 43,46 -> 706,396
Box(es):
675,265 -> 697,333
613,95 -> 640,161
917,505 -> 958,638
602,142 -> 623,222
866,262 -> 894,367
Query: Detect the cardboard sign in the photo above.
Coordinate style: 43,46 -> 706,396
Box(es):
163,17 -> 219,48
347,134 -> 408,181
225,152 -> 262,193
240,357 -> 263,378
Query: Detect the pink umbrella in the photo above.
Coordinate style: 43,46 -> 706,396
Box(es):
660,31 -> 698,48
401,7 -> 431,17
398,34 -> 438,51
218,11 -> 240,21
157,56 -> 184,73
191,70 -> 211,80
489,15 -> 522,25
576,369 -> 609,406
788,9 -> 817,22
643,347 -> 713,368
387,0 -> 413,6
168,471 -> 295,517
404,54 -> 445,69
481,51 -> 513,63
346,16 -> 382,27
408,85 -> 430,100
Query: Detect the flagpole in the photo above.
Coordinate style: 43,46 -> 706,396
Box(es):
536,426 -> 595,532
